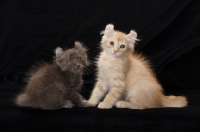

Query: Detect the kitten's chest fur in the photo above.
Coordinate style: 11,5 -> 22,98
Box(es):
60,70 -> 82,89
97,52 -> 126,80
38,65 -> 82,90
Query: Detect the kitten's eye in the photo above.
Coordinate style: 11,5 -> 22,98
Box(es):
78,57 -> 82,61
109,41 -> 114,46
68,60 -> 73,65
120,45 -> 125,49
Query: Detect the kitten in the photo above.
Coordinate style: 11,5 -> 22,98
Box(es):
15,41 -> 89,110
88,24 -> 187,109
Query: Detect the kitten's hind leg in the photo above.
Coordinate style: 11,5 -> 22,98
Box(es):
116,101 -> 138,109
62,100 -> 74,108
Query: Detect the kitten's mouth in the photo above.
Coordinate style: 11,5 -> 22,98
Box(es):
75,66 -> 83,71
112,52 -> 120,57
76,68 -> 82,70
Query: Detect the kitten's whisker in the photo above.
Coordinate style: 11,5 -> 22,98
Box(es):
85,67 -> 92,74
84,68 -> 92,78
83,68 -> 91,80
84,69 -> 89,75
91,46 -> 101,57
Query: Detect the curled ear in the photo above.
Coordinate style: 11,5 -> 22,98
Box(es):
125,30 -> 137,43
74,41 -> 87,52
74,41 -> 83,49
125,30 -> 138,50
102,24 -> 115,36
55,47 -> 64,58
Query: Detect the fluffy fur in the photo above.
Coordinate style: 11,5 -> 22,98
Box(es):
88,24 -> 187,109
15,41 -> 89,110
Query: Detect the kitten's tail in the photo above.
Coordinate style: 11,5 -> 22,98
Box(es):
162,95 -> 187,108
15,93 -> 30,107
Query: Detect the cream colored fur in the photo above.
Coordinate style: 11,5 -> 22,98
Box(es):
88,24 -> 187,109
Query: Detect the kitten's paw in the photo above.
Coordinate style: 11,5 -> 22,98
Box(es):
87,100 -> 97,107
62,100 -> 74,108
80,100 -> 88,107
98,102 -> 112,109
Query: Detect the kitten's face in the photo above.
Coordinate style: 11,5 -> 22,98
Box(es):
55,42 -> 89,73
101,24 -> 137,57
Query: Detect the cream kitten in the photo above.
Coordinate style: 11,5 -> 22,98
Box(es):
88,24 -> 187,109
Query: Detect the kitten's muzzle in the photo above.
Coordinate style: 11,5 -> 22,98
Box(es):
75,64 -> 83,69
113,50 -> 118,54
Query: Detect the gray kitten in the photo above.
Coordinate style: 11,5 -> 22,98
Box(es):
15,41 -> 89,110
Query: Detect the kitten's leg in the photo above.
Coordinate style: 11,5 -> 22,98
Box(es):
98,80 -> 124,109
62,100 -> 74,108
70,93 -> 87,107
88,78 -> 107,107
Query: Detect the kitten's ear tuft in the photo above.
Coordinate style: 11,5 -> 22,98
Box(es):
104,24 -> 115,36
55,47 -> 64,58
74,41 -> 87,52
74,41 -> 83,48
105,24 -> 114,31
125,30 -> 137,43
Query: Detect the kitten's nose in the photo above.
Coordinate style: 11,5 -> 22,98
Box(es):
76,64 -> 81,68
113,50 -> 118,54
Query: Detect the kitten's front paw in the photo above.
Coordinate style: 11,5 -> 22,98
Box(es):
62,100 -> 74,108
80,100 -> 88,107
98,102 -> 112,109
87,100 -> 97,107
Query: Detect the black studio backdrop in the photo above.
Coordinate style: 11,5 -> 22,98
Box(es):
0,0 -> 200,131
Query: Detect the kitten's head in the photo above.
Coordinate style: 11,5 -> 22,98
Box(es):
101,24 -> 138,57
55,41 -> 89,73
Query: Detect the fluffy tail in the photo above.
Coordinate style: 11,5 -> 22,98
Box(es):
162,95 -> 187,108
15,93 -> 30,107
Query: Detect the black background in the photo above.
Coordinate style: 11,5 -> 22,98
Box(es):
0,0 -> 200,131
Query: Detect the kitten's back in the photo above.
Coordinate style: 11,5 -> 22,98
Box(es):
16,63 -> 67,109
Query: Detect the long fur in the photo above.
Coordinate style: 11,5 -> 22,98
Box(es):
15,42 -> 89,110
88,24 -> 187,109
